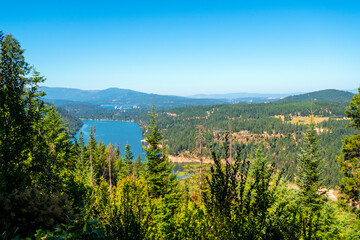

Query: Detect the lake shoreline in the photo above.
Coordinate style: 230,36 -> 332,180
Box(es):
79,118 -> 136,122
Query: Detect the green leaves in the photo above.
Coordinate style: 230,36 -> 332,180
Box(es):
338,88 -> 360,210
145,106 -> 178,199
345,88 -> 360,130
203,132 -> 284,239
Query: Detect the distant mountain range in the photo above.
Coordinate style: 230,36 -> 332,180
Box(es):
191,92 -> 295,99
281,89 -> 354,103
192,89 -> 357,103
191,91 -> 302,104
41,86 -> 356,110
346,88 -> 359,94
41,86 -> 226,108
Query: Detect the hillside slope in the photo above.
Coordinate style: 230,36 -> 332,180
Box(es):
282,89 -> 354,102
41,86 -> 226,108
56,107 -> 83,135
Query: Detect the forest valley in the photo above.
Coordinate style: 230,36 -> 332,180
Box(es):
1,33 -> 360,240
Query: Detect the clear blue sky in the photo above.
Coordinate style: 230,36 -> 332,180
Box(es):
1,0 -> 359,96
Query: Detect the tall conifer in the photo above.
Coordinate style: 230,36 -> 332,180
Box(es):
144,106 -> 177,198
0,33 -> 37,192
296,105 -> 325,240
337,88 -> 360,209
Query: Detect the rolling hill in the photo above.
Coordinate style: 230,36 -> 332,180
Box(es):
41,86 -> 226,108
55,107 -> 84,135
281,89 -> 354,103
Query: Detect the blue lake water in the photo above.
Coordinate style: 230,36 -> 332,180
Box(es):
75,120 -> 145,160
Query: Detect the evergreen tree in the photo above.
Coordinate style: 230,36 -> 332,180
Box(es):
337,87 -> 360,209
124,144 -> 134,178
296,106 -> 325,239
204,133 -> 284,239
134,154 -> 143,180
88,126 -> 96,186
0,33 -> 80,237
0,33 -> 32,192
144,106 -> 177,198
31,105 -> 72,192
0,34 -> 55,193
297,108 -> 324,210
74,131 -> 90,184
144,106 -> 179,239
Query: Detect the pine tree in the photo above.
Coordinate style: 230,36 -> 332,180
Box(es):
124,144 -> 134,178
134,154 -> 143,180
337,87 -> 360,209
0,33 -> 31,192
204,133 -> 283,239
144,106 -> 179,239
0,34 -> 55,192
297,108 -> 324,211
296,105 -> 325,240
88,126 -> 96,186
31,105 -> 72,192
144,106 -> 177,198
74,131 -> 91,184
195,125 -> 206,201
0,33 -> 79,237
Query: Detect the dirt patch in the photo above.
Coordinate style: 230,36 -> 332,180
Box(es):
169,155 -> 213,164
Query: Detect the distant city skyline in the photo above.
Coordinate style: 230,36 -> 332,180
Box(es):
2,0 -> 359,96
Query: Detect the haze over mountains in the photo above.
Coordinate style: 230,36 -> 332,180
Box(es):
41,86 -> 226,108
42,86 -> 356,109
191,92 -> 292,99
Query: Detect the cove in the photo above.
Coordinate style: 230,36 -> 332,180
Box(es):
75,120 -> 145,160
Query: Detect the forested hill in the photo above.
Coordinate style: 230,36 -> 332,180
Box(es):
138,100 -> 352,187
55,107 -> 83,135
282,89 -> 354,102
41,86 -> 226,108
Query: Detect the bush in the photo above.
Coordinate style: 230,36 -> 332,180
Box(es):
0,188 -> 73,238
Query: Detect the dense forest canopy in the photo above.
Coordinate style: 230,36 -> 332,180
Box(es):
55,106 -> 83,135
1,32 -> 360,239
281,89 -> 354,103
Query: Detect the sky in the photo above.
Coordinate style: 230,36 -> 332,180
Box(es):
1,0 -> 360,96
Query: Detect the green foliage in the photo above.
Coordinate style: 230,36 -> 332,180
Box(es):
134,154 -> 144,179
338,87 -> 360,210
124,144 -> 134,177
34,220 -> 107,240
0,33 -> 32,192
142,106 -> 180,239
31,105 -> 73,192
0,33 -> 84,238
73,131 -> 91,185
345,87 -> 360,130
173,200 -> 207,240
83,178 -> 149,240
134,101 -> 351,188
0,188 -> 73,238
55,106 -> 83,135
203,134 -> 285,239
296,111 -> 326,240
297,113 -> 325,211
145,106 -> 178,199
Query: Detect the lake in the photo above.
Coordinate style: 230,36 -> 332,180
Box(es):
75,120 -> 145,160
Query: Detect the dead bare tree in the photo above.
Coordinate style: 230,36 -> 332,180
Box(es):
196,125 -> 206,201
